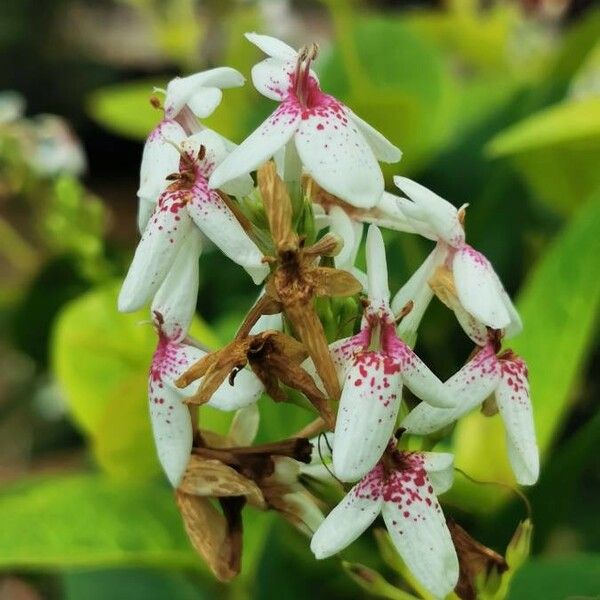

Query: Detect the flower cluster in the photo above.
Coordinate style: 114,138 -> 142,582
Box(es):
119,33 -> 539,598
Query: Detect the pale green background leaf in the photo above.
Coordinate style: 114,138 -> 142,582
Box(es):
51,280 -> 223,480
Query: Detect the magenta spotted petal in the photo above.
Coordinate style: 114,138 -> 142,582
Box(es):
311,450 -> 458,599
119,189 -> 193,313
209,33 -> 400,208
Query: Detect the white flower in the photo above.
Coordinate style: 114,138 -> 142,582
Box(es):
0,90 -> 25,124
137,68 -> 245,232
311,448 -> 459,600
119,128 -> 268,315
261,455 -> 325,536
389,177 -> 522,343
313,204 -> 366,287
402,341 -> 539,486
28,115 -> 87,177
209,33 -> 401,208
149,310 -> 264,487
329,225 -> 453,481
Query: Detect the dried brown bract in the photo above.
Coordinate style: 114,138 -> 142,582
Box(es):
447,519 -> 508,600
177,328 -> 335,427
257,162 -> 362,403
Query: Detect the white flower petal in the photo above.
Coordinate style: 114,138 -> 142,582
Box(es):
451,301 -> 490,346
181,129 -> 229,172
220,173 -> 255,198
382,468 -> 459,599
207,367 -> 264,411
149,381 -> 192,487
495,272 -> 523,339
333,353 -> 402,481
393,176 -> 464,248
228,403 -> 260,446
327,206 -> 362,271
209,103 -> 300,190
186,87 -> 222,119
452,245 -> 511,329
149,341 -> 204,487
164,67 -> 245,119
119,192 -> 193,312
187,189 -> 268,284
245,32 -> 298,60
346,109 -> 401,163
183,129 -> 255,198
364,192 -> 418,234
420,452 -> 454,496
392,245 -> 448,340
295,102 -> 384,209
496,357 -> 539,485
282,490 -> 325,536
502,291 -> 523,339
401,344 -> 501,434
137,119 -> 186,229
366,225 -> 390,306
329,330 -> 369,383
399,347 -> 453,408
137,197 -> 156,234
151,230 -> 203,342
251,57 -> 294,101
311,466 -> 384,558
250,312 -> 283,334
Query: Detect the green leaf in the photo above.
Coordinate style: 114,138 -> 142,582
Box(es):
0,475 -> 199,570
63,568 -> 207,600
450,187 -> 600,512
487,98 -> 600,155
0,473 -> 275,584
486,98 -> 600,214
51,281 -> 222,480
87,80 -> 165,141
508,554 -> 600,600
318,13 -> 456,174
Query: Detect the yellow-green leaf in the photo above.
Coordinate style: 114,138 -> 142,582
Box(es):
51,280 -> 222,480
487,97 -> 600,156
0,474 -> 199,570
87,80 -> 165,141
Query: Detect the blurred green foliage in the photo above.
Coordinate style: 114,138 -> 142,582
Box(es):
1,0 -> 599,599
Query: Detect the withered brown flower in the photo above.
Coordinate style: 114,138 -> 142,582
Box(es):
257,162 -> 362,402
177,328 -> 335,427
447,519 -> 508,600
175,408 -> 315,580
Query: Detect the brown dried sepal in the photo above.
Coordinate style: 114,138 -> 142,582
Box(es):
448,519 -> 508,600
177,329 -> 335,428
256,162 -> 362,406
175,490 -> 240,581
179,456 -> 266,508
308,177 -> 395,227
257,161 -> 296,251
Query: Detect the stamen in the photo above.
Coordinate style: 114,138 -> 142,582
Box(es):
394,300 -> 414,323
457,203 -> 469,227
294,43 -> 319,107
149,95 -> 163,111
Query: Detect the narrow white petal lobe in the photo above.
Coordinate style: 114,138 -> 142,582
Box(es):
295,100 -> 384,208
311,465 -> 384,558
333,353 -> 402,481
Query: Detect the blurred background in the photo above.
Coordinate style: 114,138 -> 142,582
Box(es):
0,0 -> 599,598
